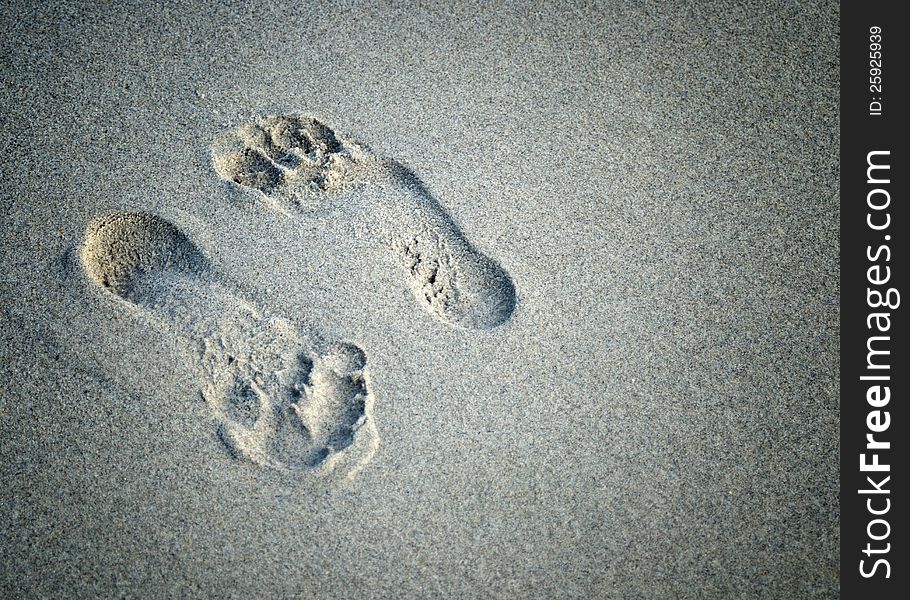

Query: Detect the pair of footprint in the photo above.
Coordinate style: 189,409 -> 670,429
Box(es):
81,115 -> 516,480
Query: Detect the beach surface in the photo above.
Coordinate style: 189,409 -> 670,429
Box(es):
1,1 -> 839,597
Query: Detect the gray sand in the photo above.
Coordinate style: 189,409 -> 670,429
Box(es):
1,1 -> 839,597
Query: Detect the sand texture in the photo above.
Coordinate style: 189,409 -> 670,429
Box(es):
1,1 -> 839,598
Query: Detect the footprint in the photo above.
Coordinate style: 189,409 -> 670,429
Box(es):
211,115 -> 516,330
80,211 -> 378,479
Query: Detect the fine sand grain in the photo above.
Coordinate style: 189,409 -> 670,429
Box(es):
1,1 -> 839,598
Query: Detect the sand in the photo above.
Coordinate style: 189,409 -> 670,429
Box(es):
1,1 -> 839,597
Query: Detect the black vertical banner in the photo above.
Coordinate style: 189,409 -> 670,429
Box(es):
841,1 -> 907,597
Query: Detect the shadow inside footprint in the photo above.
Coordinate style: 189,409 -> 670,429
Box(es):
211,114 -> 517,331
211,115 -> 365,200
80,211 -> 379,480
267,343 -> 369,469
81,212 -> 210,304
